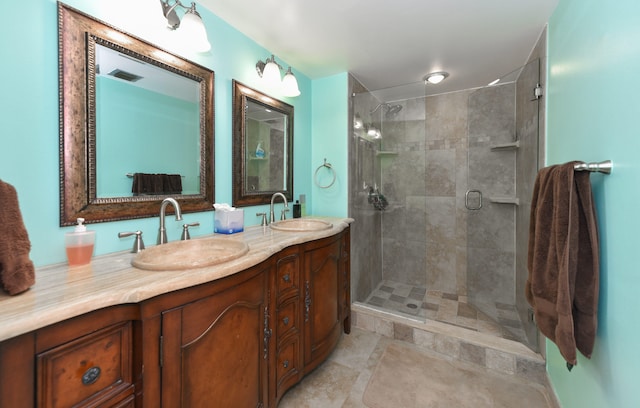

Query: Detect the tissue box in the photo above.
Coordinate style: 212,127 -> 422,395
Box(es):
214,209 -> 244,234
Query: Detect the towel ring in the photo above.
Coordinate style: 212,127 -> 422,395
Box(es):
314,159 -> 337,189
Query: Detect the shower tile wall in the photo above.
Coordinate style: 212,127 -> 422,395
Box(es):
467,83 -> 517,310
350,78 -> 531,330
380,97 -> 428,288
380,90 -> 473,296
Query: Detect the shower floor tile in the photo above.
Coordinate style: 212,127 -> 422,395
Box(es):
364,280 -> 529,344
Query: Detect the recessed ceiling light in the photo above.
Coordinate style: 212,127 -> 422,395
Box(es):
423,71 -> 449,85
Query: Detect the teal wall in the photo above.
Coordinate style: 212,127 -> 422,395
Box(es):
0,0 -> 348,267
96,77 -> 200,196
547,0 -> 640,406
310,73 -> 349,217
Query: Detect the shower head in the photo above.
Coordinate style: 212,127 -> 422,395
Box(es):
385,104 -> 402,115
370,103 -> 403,116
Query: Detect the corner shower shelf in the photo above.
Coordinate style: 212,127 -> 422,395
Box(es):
376,151 -> 398,157
489,196 -> 520,205
490,141 -> 520,151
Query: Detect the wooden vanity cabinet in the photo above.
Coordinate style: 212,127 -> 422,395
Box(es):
0,226 -> 351,408
272,246 -> 303,406
36,305 -> 140,408
0,305 -> 140,408
158,263 -> 271,408
302,232 -> 345,374
147,229 -> 351,408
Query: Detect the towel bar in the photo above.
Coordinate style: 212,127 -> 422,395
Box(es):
574,160 -> 612,174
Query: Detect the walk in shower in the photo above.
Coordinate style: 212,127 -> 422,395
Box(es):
348,56 -> 544,351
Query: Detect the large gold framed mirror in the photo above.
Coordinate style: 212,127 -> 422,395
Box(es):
232,81 -> 293,206
58,3 -> 214,226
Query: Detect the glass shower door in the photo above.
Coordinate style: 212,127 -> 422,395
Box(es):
466,59 -> 540,350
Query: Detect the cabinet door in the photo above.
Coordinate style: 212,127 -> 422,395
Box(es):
161,267 -> 270,408
303,236 -> 342,372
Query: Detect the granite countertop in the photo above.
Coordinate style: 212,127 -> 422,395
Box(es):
0,217 -> 353,343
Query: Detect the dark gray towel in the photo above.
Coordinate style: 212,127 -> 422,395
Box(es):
132,173 -> 182,195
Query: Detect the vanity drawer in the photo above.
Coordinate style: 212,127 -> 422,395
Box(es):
276,338 -> 301,390
36,322 -> 133,408
276,297 -> 299,340
276,250 -> 300,300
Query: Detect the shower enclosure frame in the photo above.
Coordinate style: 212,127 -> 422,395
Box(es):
348,54 -> 544,351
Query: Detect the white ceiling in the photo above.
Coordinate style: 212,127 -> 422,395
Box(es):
198,0 -> 559,99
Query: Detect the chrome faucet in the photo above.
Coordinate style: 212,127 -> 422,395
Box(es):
157,197 -> 183,244
269,192 -> 289,224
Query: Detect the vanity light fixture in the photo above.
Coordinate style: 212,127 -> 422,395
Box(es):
256,55 -> 301,97
160,0 -> 211,53
423,71 -> 449,85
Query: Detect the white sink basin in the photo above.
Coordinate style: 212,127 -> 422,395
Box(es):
269,218 -> 333,232
132,237 -> 249,271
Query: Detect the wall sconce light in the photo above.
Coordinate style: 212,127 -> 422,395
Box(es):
256,55 -> 301,97
160,0 -> 211,53
365,125 -> 382,139
353,113 -> 363,130
423,71 -> 449,85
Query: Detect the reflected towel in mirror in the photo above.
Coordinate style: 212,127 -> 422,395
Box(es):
132,173 -> 182,195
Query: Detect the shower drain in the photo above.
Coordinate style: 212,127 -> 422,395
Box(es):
406,303 -> 418,309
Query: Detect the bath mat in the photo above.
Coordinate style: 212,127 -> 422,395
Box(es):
362,342 -> 551,408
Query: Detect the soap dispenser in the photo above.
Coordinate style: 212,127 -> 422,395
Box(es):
255,142 -> 265,159
65,218 -> 95,266
293,200 -> 301,218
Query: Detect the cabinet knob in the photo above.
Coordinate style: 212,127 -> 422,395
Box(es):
283,360 -> 289,369
81,366 -> 101,385
283,316 -> 289,325
283,274 -> 290,283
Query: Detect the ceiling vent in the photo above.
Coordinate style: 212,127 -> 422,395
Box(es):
108,69 -> 143,82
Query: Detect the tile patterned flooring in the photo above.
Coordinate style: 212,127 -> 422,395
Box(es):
278,326 -> 556,407
277,281 -> 556,407
364,280 -> 529,344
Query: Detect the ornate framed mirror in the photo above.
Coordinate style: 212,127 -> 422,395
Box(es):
232,81 -> 293,206
58,3 -> 214,226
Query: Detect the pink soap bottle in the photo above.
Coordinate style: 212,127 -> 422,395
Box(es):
65,218 -> 95,267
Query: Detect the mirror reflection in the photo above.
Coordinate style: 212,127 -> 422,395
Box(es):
244,100 -> 288,192
95,43 -> 201,197
232,81 -> 293,206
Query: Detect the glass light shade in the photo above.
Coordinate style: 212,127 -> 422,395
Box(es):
367,127 -> 382,139
281,67 -> 301,97
424,72 -> 449,85
179,10 -> 211,53
262,60 -> 282,89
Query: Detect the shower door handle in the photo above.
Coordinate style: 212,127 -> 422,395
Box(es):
465,189 -> 483,210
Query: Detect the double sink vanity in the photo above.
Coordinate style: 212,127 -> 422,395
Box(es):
27,5 -> 350,407
0,217 -> 352,407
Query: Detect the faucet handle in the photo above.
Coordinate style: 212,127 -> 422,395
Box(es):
118,230 -> 145,253
256,212 -> 268,226
181,222 -> 200,240
280,208 -> 290,220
